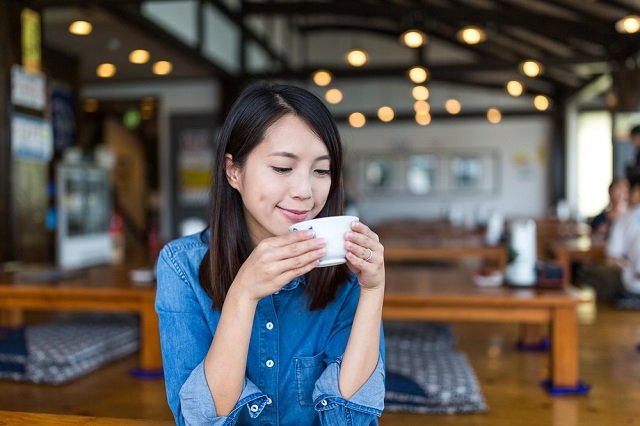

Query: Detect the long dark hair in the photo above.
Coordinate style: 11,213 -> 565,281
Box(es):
199,82 -> 350,310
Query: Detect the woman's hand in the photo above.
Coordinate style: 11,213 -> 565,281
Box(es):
344,220 -> 385,291
230,230 -> 326,302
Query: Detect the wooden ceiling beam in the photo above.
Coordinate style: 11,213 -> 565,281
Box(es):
535,0 -> 613,23
600,0 -> 640,15
244,0 -> 613,45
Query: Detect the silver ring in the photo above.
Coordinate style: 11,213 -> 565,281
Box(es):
364,248 -> 373,262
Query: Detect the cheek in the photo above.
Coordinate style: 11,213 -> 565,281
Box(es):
316,180 -> 332,200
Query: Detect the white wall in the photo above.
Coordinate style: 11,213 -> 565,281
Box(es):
83,79 -> 220,240
339,116 -> 550,225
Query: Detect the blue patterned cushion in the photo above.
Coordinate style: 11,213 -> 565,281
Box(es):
0,315 -> 139,384
384,322 -> 487,414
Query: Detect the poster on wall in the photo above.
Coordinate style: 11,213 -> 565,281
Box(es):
11,65 -> 45,111
11,113 -> 53,162
178,126 -> 214,205
169,114 -> 217,238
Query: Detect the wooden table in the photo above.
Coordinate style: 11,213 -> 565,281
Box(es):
383,235 -> 508,271
548,237 -> 606,286
383,264 -> 582,389
0,410 -> 172,425
0,264 -> 161,373
535,217 -> 591,258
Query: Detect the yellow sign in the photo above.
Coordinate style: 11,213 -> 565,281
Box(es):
21,8 -> 41,72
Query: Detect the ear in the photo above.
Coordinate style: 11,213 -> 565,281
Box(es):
224,154 -> 241,190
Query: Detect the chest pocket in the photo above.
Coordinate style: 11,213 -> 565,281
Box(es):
294,352 -> 325,406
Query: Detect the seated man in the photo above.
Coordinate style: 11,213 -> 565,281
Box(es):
581,177 -> 640,302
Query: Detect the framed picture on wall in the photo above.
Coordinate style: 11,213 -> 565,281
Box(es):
406,154 -> 437,194
445,151 -> 498,192
361,156 -> 401,194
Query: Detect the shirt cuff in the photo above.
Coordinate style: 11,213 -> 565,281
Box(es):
312,354 -> 385,416
179,361 -> 268,425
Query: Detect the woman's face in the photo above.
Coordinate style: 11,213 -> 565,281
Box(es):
611,181 -> 629,206
225,114 -> 332,245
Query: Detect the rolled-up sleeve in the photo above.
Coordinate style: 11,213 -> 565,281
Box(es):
180,361 -> 269,426
312,355 -> 385,425
156,246 -> 268,426
310,278 -> 385,425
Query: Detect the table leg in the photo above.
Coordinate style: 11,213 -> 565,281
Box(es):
0,310 -> 24,328
132,303 -> 163,378
556,250 -> 572,287
517,324 -> 549,351
550,306 -> 578,387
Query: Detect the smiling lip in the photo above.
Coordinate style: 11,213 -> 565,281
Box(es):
278,207 -> 309,222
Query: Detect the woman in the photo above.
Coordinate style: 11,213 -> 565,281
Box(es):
156,83 -> 386,425
590,178 -> 629,240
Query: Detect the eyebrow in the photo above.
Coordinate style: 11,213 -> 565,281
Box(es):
268,152 -> 330,161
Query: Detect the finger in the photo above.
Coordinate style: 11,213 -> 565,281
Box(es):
345,241 -> 370,260
268,237 -> 325,262
275,247 -> 325,275
350,220 -> 380,242
346,251 -> 372,270
345,231 -> 383,254
269,229 -> 317,247
279,256 -> 322,284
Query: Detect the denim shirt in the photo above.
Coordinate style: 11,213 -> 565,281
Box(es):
155,233 -> 385,426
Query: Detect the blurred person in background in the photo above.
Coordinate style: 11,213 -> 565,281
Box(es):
590,178 -> 629,240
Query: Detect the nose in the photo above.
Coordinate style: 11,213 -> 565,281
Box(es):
290,171 -> 312,200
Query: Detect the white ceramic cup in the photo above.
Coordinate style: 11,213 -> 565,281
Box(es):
288,215 -> 359,267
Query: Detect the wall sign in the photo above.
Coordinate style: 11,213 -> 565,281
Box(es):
11,65 -> 46,111
21,8 -> 42,72
12,114 -> 53,162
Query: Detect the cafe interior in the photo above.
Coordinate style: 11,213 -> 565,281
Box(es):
2,0 -> 640,424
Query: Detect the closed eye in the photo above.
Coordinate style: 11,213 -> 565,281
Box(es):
271,166 -> 292,174
315,169 -> 331,176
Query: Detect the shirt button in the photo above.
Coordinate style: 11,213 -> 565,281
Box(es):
265,359 -> 274,368
266,397 -> 272,405
321,399 -> 328,406
265,322 -> 274,330
274,291 -> 280,295
250,404 -> 259,412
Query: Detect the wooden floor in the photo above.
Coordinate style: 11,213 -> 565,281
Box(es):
1,305 -> 640,425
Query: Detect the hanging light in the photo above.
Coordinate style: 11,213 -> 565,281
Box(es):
377,106 -> 395,122
506,80 -> 524,96
312,70 -> 332,86
349,112 -> 366,128
408,66 -> 429,84
533,95 -> 550,111
415,110 -> 431,126
616,15 -> 640,34
69,20 -> 92,35
412,85 -> 429,101
129,49 -> 150,64
401,30 -> 427,48
153,60 -> 173,75
325,88 -> 343,104
96,63 -> 116,78
445,99 -> 462,115
346,49 -> 368,67
519,60 -> 543,78
487,108 -> 502,124
456,25 -> 486,45
413,100 -> 430,112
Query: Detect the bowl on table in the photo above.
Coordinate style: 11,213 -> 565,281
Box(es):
473,268 -> 504,287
